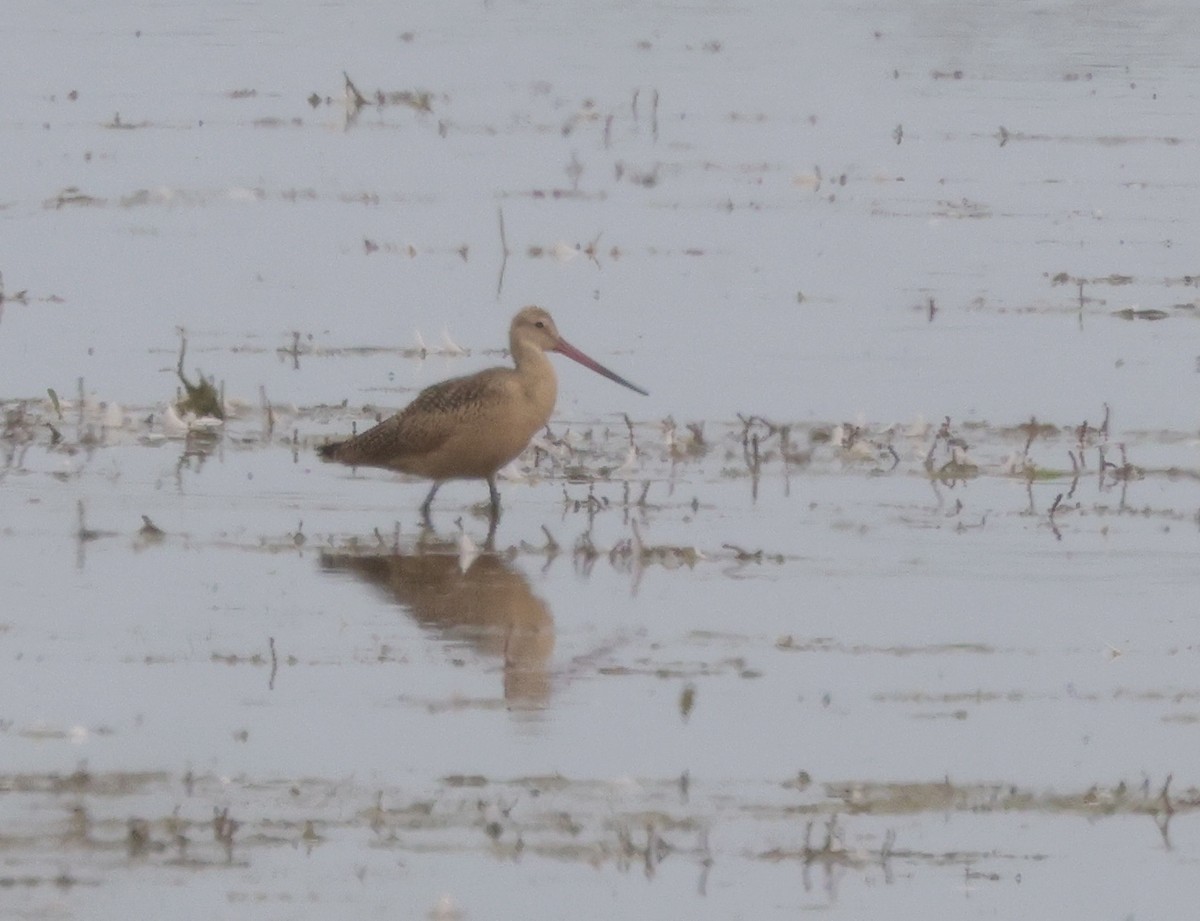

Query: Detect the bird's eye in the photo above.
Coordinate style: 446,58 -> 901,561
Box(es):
535,321 -> 545,328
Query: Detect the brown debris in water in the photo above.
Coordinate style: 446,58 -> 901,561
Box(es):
174,329 -> 224,420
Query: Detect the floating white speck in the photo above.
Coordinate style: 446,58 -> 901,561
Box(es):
145,186 -> 176,204
457,532 -> 479,574
615,445 -> 638,475
162,403 -> 191,437
551,241 -> 580,262
905,415 -> 930,438
162,403 -> 224,437
102,401 -> 124,429
495,459 -> 526,482
1000,452 -> 1025,475
190,415 -> 224,433
660,421 -> 677,451
527,433 -> 570,463
69,725 -> 89,745
440,327 -> 466,355
429,894 -> 464,921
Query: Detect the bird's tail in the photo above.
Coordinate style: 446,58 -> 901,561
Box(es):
317,440 -> 344,461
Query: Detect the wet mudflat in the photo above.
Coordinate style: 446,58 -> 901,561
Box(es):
3,1 -> 1200,918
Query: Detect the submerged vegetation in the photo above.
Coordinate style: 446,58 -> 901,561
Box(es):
173,330 -> 224,421
2,381 -> 1187,552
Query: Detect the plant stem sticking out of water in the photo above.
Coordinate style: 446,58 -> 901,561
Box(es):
1048,492 -> 1064,541
343,71 -> 368,111
496,207 -> 510,299
174,329 -> 224,420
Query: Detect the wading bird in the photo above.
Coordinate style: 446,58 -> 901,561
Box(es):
319,306 -> 647,521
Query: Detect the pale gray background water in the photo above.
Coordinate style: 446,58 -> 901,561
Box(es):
2,1 -> 1198,918
4,0 -> 1200,425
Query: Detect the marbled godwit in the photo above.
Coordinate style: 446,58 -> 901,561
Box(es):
319,306 -> 647,519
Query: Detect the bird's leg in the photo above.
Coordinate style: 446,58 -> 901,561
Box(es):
486,476 -> 502,520
420,482 -> 441,526
484,512 -> 498,551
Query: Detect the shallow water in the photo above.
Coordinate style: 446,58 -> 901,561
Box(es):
3,1 -> 1199,918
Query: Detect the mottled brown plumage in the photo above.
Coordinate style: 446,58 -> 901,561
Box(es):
319,306 -> 647,520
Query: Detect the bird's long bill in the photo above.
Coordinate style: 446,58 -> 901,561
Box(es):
555,337 -> 649,396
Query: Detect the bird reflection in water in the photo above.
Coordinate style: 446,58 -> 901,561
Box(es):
320,541 -> 554,707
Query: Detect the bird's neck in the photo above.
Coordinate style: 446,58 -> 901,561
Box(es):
511,336 -> 547,371
511,341 -> 558,409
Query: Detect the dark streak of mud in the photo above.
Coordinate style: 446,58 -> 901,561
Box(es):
2,769 -> 1190,884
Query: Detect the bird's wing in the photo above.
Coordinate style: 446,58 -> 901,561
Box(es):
322,371 -> 501,468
